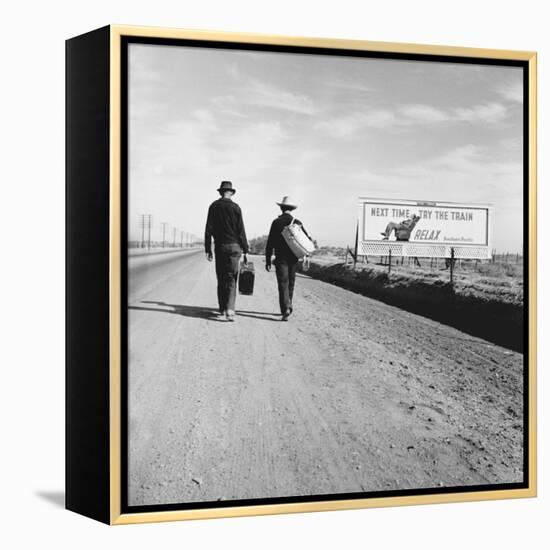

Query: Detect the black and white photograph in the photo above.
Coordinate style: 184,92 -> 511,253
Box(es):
124,39 -> 528,509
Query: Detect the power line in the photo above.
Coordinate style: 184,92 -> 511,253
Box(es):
138,217 -> 199,250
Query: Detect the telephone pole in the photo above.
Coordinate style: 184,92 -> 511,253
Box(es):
180,230 -> 184,248
160,222 -> 168,248
172,227 -> 177,248
139,214 -> 152,248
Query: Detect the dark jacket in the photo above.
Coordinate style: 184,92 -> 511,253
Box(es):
204,198 -> 249,254
265,212 -> 310,264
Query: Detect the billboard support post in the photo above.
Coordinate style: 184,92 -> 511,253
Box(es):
388,249 -> 392,274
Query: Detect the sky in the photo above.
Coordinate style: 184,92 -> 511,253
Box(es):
128,43 -> 524,252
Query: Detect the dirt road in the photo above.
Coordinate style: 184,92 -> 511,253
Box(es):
128,250 -> 524,506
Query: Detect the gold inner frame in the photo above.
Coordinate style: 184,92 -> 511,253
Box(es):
108,24 -> 537,525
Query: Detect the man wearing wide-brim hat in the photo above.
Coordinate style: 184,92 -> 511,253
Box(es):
204,181 -> 249,321
265,196 -> 311,321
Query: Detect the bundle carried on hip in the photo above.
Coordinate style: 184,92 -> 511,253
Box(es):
282,218 -> 315,259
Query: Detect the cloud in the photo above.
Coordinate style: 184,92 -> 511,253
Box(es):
210,95 -> 250,119
316,109 -> 395,137
225,62 -> 241,80
452,102 -> 508,124
317,100 -> 509,137
389,144 -> 520,181
212,79 -> 318,116
399,104 -> 449,123
497,81 -> 523,103
435,143 -> 481,160
500,136 -> 522,151
326,81 -> 375,94
135,114 -> 289,185
358,144 -> 521,200
191,109 -> 218,131
247,79 -> 318,115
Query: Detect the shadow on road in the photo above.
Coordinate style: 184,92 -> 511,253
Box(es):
131,302 -> 222,320
235,310 -> 281,322
130,301 -> 280,322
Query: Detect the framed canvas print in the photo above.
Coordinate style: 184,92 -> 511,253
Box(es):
66,25 -> 537,524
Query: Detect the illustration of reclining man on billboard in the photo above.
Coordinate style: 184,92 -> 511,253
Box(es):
380,212 -> 421,241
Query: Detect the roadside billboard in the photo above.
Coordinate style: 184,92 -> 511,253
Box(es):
358,198 -> 491,258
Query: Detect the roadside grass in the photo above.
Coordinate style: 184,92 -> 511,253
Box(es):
310,252 -> 523,305
302,253 -> 524,351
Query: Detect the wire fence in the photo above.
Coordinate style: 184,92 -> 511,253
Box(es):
490,250 -> 523,264
339,246 -> 523,286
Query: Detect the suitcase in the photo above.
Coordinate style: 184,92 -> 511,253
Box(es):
238,261 -> 255,295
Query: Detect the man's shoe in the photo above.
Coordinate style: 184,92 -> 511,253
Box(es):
217,310 -> 226,319
226,310 -> 235,322
282,309 -> 290,321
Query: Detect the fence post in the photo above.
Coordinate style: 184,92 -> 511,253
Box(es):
388,249 -> 392,274
353,222 -> 359,269
450,247 -> 455,285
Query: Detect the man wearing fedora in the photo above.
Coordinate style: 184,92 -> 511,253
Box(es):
265,196 -> 310,321
204,181 -> 249,321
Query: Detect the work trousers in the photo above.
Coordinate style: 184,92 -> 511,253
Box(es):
382,222 -> 401,237
383,222 -> 412,241
275,258 -> 298,315
214,243 -> 242,313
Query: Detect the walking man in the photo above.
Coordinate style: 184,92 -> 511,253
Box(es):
265,196 -> 310,321
205,181 -> 249,321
